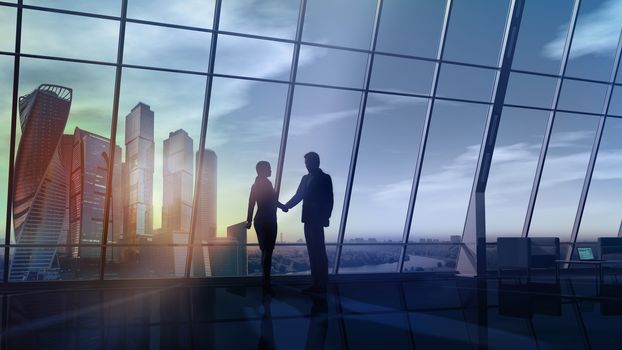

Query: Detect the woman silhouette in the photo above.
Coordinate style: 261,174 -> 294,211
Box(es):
246,161 -> 287,294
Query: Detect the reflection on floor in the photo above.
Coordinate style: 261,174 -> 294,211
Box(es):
1,276 -> 621,349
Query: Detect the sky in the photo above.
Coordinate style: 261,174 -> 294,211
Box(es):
1,0 -> 622,245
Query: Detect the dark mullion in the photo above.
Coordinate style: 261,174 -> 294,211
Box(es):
566,29 -> 622,260
98,0 -> 128,281
398,0 -> 454,272
333,0 -> 385,274
456,0 -> 525,276
521,0 -> 582,237
3,0 -> 22,284
274,0 -> 308,194
184,0 -> 222,279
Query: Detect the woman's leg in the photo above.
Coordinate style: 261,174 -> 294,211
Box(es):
262,249 -> 274,288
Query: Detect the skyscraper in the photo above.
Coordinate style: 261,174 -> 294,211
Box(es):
196,149 -> 217,243
11,84 -> 72,281
162,129 -> 193,233
68,128 -> 118,260
124,102 -> 155,242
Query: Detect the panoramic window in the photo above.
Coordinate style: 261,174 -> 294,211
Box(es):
2,0 -> 622,282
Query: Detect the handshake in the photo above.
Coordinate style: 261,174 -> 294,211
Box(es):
279,202 -> 289,213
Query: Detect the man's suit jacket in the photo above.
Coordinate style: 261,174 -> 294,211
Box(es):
285,169 -> 333,227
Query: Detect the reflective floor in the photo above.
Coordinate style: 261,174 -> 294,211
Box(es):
1,276 -> 621,349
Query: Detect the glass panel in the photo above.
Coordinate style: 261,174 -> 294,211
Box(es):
21,10 -> 119,62
529,113 -> 600,240
338,245 -> 400,273
278,86 -> 360,243
376,0 -> 446,58
24,0 -> 122,16
436,64 -> 497,102
127,0 -> 215,29
486,107 -> 549,239
0,56 -> 12,248
513,0 -> 575,75
9,246 -> 99,281
403,244 -> 459,272
369,55 -> 435,95
193,77 -> 287,275
345,94 -> 427,242
558,79 -> 609,114
13,58 -> 115,259
114,68 -> 207,257
302,0 -> 377,50
608,86 -> 622,116
566,0 -> 622,81
215,35 -> 293,81
104,245 -> 186,279
577,117 -> 622,241
123,23 -> 211,72
297,45 -> 368,88
505,72 -> 558,108
444,0 -> 510,67
0,6 -> 16,52
248,245 -> 337,275
409,101 -> 488,241
219,0 -> 300,39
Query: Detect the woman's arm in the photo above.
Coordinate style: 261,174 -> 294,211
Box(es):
246,185 -> 256,229
277,201 -> 288,212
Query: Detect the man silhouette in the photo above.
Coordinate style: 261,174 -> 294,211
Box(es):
283,152 -> 333,294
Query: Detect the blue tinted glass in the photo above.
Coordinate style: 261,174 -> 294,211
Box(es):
529,113 -> 599,241
566,0 -> 622,81
127,0 -> 215,28
558,79 -> 609,114
409,101 -> 489,241
303,0 -> 377,49
0,6 -> 16,52
219,0 -> 300,39
513,0 -> 575,74
297,46 -> 368,88
370,55 -> 435,95
486,107 -> 548,239
609,86 -> 622,116
25,0 -> 121,16
578,117 -> 622,241
215,35 -> 293,81
376,0 -> 446,58
436,64 -> 497,102
21,10 -> 119,62
124,23 -> 211,72
346,94 -> 428,241
505,72 -> 558,109
444,0 -> 510,66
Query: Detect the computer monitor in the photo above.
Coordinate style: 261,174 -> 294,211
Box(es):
577,247 -> 595,261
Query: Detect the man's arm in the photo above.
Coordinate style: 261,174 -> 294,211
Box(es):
246,185 -> 256,229
284,176 -> 306,209
326,175 -> 333,219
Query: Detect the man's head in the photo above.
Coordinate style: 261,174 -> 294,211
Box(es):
304,152 -> 320,172
256,160 -> 271,177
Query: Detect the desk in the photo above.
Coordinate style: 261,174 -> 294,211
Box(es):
555,260 -> 605,284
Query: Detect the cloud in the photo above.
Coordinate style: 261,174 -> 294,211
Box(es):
544,0 -> 622,59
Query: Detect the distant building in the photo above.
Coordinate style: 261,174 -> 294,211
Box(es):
67,128 -> 122,261
124,103 -> 155,241
196,149 -> 217,244
450,235 -> 462,244
208,222 -> 247,276
162,129 -> 193,233
11,84 -> 72,281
